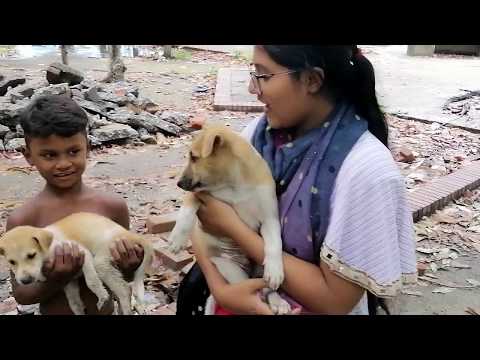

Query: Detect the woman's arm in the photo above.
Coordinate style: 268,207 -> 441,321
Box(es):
195,192 -> 364,314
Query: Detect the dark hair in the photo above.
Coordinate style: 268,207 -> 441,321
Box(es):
20,95 -> 88,140
261,45 -> 388,148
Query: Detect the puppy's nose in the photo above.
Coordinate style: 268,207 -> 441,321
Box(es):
20,276 -> 34,285
177,177 -> 193,191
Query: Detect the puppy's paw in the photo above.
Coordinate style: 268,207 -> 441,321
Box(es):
263,256 -> 284,290
96,293 -> 110,311
133,301 -> 146,315
71,304 -> 86,315
167,230 -> 189,254
267,292 -> 292,315
167,239 -> 187,254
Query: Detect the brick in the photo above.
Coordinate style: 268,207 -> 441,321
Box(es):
146,213 -> 177,234
398,147 -> 416,163
409,192 -> 437,205
180,259 -> 196,275
0,297 -> 17,315
422,185 -> 455,197
412,210 -> 422,222
167,302 -> 177,313
408,194 -> 433,207
154,247 -> 194,271
189,115 -> 206,130
149,305 -> 175,315
407,198 -> 428,211
417,263 -> 429,276
448,172 -> 478,182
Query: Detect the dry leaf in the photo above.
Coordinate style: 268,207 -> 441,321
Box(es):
401,290 -> 423,297
471,243 -> 480,253
450,261 -> 471,269
465,307 -> 480,315
432,213 -> 459,224
432,287 -> 454,294
416,247 -> 438,254
467,225 -> 480,233
466,279 -> 480,287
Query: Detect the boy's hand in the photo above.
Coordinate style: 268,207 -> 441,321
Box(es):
110,239 -> 144,279
42,244 -> 85,284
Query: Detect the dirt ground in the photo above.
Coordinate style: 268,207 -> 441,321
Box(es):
1,46 -> 480,315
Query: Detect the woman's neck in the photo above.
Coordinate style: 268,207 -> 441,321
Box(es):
294,97 -> 336,139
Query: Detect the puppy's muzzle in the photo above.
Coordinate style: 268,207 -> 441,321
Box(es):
19,276 -> 34,285
177,177 -> 202,191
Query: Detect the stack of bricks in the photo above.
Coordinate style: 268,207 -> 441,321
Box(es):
146,212 -> 195,272
407,161 -> 480,222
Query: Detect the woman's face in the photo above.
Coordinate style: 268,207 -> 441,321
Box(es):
249,46 -> 314,129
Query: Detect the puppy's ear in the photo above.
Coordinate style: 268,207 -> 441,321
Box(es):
201,130 -> 224,158
33,230 -> 53,252
0,247 -> 4,256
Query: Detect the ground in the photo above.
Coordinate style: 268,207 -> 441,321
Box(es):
1,45 -> 480,315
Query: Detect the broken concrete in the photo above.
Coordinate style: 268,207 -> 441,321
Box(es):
4,130 -> 19,142
88,115 -> 112,129
138,128 -> 157,144
0,76 -> 26,96
46,62 -> 84,86
4,138 -> 25,152
0,124 -> 9,137
32,83 -> 71,99
134,112 -> 182,136
5,80 -> 48,103
90,123 -> 139,143
160,111 -> 189,128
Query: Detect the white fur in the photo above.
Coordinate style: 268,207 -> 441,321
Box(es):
169,182 -> 289,314
43,222 -> 148,315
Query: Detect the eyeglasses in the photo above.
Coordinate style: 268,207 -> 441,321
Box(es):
249,69 -> 298,95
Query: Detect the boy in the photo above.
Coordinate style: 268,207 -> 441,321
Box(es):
5,95 -> 144,315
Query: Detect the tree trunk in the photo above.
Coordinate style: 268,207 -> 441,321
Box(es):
60,45 -> 68,65
102,45 -> 127,83
163,45 -> 173,59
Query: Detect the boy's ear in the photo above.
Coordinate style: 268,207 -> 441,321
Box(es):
23,145 -> 34,166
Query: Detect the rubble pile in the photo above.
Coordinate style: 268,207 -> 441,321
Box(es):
0,64 -> 194,152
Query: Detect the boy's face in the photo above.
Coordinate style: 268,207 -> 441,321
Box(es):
24,132 -> 89,190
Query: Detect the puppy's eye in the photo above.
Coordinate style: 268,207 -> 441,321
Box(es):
190,152 -> 199,162
9,260 -> 16,266
27,253 -> 36,260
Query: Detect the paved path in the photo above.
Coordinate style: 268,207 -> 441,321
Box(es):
211,45 -> 480,129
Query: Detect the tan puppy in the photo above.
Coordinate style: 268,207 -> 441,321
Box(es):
0,212 -> 153,315
168,125 -> 290,314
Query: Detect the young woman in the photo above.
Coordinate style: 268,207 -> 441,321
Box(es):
177,45 -> 417,315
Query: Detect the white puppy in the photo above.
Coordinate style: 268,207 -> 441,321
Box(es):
168,125 -> 290,314
0,212 -> 153,315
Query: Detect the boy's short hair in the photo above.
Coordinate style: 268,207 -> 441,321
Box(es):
20,95 -> 89,140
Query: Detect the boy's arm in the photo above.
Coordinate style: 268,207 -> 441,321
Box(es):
6,214 -> 83,305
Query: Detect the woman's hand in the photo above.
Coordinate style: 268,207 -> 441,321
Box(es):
190,226 -> 272,315
215,279 -> 276,315
195,192 -> 245,238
